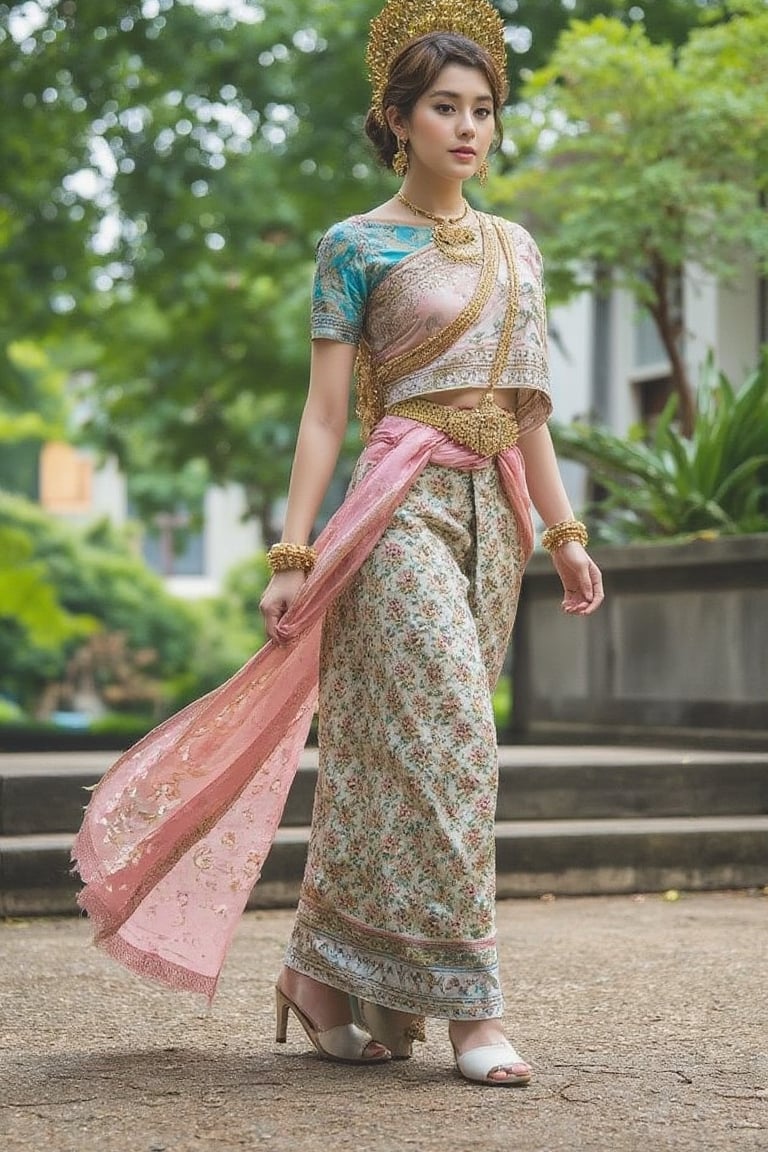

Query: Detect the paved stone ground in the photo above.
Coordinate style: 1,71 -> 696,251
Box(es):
1,892 -> 767,1152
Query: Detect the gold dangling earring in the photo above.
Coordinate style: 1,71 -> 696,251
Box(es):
393,136 -> 409,178
477,159 -> 489,186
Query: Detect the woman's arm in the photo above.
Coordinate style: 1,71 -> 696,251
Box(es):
260,339 -> 357,640
518,422 -> 604,616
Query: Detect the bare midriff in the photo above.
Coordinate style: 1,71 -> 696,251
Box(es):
413,385 -> 517,412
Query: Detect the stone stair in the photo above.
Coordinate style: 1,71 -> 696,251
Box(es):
1,746 -> 767,916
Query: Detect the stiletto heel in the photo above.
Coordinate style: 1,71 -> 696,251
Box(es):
275,987 -> 290,1043
274,984 -> 391,1064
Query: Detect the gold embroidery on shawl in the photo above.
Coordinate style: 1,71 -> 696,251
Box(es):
489,220 -> 521,389
354,340 -> 382,443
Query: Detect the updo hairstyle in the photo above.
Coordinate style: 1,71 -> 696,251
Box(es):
364,32 -> 508,171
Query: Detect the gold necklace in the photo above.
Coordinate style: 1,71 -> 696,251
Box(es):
396,191 -> 479,264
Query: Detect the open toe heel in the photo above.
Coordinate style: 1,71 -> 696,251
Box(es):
451,1040 -> 532,1087
275,986 -> 391,1064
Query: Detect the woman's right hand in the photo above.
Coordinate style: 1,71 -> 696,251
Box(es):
259,570 -> 307,643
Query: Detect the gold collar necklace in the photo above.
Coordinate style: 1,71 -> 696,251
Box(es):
396,191 -> 479,264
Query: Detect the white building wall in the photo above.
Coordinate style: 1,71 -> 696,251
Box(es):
546,254 -> 761,514
45,448 -> 262,599
166,483 -> 262,600
685,261 -> 758,390
547,293 -> 593,513
610,288 -> 642,433
89,455 -> 128,526
548,292 -> 593,421
715,265 -> 760,387
550,256 -> 760,434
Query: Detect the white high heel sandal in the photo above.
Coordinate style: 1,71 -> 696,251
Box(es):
275,986 -> 391,1064
452,1040 -> 532,1087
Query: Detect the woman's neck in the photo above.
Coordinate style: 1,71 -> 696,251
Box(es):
398,174 -> 466,219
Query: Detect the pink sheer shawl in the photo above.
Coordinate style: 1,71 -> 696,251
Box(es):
72,416 -> 533,1000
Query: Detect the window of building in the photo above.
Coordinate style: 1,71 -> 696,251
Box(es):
39,442 -> 93,513
134,508 -> 206,578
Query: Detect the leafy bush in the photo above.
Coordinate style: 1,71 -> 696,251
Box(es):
0,696 -> 27,724
553,355 -> 768,542
165,551 -> 269,710
0,491 -> 196,712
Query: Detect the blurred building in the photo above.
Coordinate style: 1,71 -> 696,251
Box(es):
547,256 -> 766,508
37,444 -> 260,599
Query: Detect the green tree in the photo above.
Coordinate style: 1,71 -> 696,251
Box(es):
488,8 -> 768,434
1,0 -> 732,524
505,0 -> 718,100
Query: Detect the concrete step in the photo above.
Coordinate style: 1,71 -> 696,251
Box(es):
2,747 -> 767,835
3,815 -> 767,917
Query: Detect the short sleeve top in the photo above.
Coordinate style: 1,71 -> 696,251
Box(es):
310,218 -> 431,344
309,213 -> 552,435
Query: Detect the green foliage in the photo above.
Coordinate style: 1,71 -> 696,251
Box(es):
0,522 -> 94,646
492,679 -> 511,731
167,550 -> 269,709
88,711 -> 158,735
492,11 -> 768,295
553,356 -> 768,542
488,10 -> 768,434
0,491 -> 196,709
0,696 -> 27,723
0,0 -> 723,529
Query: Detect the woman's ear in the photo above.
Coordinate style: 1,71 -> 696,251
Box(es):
385,106 -> 406,139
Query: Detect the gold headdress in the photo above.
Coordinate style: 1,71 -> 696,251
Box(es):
367,0 -> 508,124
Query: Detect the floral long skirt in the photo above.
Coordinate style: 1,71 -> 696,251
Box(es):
284,459 -> 525,1019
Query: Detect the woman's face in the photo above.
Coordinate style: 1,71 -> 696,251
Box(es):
398,63 -> 496,183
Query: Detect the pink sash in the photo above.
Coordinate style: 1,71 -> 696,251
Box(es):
72,417 -> 532,1000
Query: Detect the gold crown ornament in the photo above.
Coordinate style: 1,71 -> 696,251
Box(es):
367,0 -> 508,125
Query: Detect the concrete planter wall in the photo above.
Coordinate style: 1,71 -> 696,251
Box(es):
509,534 -> 768,747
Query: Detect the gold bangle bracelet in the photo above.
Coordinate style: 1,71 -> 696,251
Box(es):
267,542 -> 318,574
541,520 -> 589,553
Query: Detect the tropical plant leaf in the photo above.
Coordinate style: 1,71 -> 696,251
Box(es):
553,357 -> 768,541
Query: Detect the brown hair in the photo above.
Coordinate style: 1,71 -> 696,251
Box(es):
364,32 -> 507,170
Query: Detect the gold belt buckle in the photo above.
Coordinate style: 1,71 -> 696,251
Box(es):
389,393 -> 519,456
445,393 -> 519,456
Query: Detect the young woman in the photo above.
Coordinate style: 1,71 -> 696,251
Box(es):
261,5 -> 604,1086
73,0 -> 603,1089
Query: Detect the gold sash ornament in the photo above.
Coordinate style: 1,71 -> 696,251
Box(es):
356,213 -> 522,456
388,392 -> 519,457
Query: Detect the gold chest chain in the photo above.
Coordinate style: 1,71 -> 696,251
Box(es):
385,214 -> 523,456
359,213 -> 522,453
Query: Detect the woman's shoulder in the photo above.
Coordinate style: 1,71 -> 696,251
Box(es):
482,211 -> 539,248
314,216 -> 373,275
480,212 -> 544,276
318,215 -> 368,246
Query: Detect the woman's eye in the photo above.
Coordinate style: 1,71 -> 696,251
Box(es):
475,108 -> 492,119
435,104 -> 454,114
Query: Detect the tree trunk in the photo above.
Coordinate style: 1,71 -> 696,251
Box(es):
647,258 -> 696,437
246,488 -> 280,549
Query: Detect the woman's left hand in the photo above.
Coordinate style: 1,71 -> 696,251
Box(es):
551,542 -> 604,616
